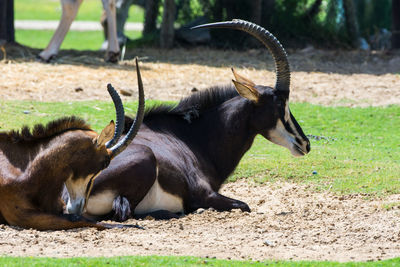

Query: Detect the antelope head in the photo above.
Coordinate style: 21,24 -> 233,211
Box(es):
193,20 -> 310,157
66,58 -> 145,215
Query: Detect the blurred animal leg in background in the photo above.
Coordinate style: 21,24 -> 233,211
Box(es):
116,0 -> 136,43
39,0 -> 83,62
101,0 -> 120,62
101,0 -> 144,50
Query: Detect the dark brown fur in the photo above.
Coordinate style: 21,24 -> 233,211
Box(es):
0,116 -> 116,230
1,116 -> 91,142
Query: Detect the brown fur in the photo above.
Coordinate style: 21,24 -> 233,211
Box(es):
0,116 -> 91,142
0,116 -> 116,230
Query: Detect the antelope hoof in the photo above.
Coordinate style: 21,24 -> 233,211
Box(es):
105,51 -> 120,63
234,201 -> 251,212
36,54 -> 56,63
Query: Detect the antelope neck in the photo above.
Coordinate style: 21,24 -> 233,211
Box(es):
194,97 -> 256,186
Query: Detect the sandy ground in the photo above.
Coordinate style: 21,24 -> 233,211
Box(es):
0,180 -> 400,262
0,45 -> 399,106
0,46 -> 399,261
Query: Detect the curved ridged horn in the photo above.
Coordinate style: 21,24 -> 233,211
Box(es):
110,57 -> 145,157
105,84 -> 125,148
191,19 -> 291,93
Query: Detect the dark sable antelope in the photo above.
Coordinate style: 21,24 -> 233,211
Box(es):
0,60 -> 145,230
79,20 -> 310,221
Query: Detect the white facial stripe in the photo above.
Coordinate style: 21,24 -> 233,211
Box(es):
283,101 -> 308,152
284,100 -> 290,122
65,175 -> 91,200
268,119 -> 295,148
267,119 -> 305,157
65,174 -> 93,214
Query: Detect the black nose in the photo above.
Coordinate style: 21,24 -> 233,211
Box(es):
306,142 -> 311,152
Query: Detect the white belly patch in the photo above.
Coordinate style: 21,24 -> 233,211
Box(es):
134,179 -> 184,214
85,190 -> 116,216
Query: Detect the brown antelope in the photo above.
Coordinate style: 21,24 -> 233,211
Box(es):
0,59 -> 145,230
65,20 -> 311,221
38,0 -> 120,63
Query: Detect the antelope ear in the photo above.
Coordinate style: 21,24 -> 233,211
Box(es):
231,68 -> 256,87
94,121 -> 115,147
232,80 -> 260,102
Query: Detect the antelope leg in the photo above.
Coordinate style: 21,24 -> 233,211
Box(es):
101,0 -> 120,62
6,211 -> 107,230
39,0 -> 83,61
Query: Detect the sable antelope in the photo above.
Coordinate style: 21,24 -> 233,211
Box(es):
74,20 -> 310,221
0,59 -> 145,230
38,0 -> 120,63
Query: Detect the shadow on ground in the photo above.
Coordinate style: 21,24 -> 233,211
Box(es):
3,43 -> 400,75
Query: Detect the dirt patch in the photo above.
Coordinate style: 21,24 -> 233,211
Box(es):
0,46 -> 399,106
0,180 -> 399,261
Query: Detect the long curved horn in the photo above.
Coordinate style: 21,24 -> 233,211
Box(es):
105,84 -> 125,148
192,19 -> 291,94
110,57 -> 145,157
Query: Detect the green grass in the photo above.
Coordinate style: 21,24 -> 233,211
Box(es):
0,101 -> 399,196
1,256 -> 400,266
0,100 -> 133,131
15,29 -> 141,50
15,0 -> 144,22
233,103 -> 400,195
